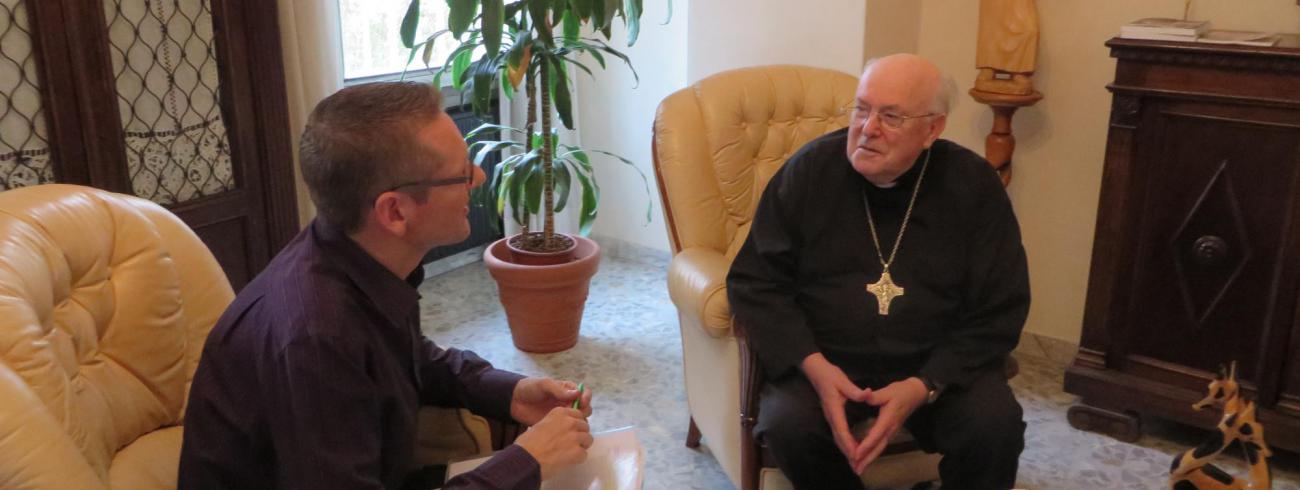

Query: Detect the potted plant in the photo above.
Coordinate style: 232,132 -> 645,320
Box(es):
401,0 -> 658,352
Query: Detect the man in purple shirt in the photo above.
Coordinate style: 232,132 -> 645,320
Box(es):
179,82 -> 592,490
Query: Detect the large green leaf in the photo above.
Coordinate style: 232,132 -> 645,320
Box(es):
482,0 -> 504,58
562,40 -> 607,68
561,9 -> 581,43
563,56 -> 596,79
498,163 -> 519,222
590,0 -> 605,30
528,0 -> 554,46
547,55 -> 574,129
451,48 -> 473,90
602,0 -> 619,33
506,30 -> 531,70
570,0 -> 592,21
553,160 -> 573,213
500,71 -> 515,100
623,0 -> 641,46
583,148 -> 653,222
558,147 -> 593,172
471,56 -> 497,114
573,169 -> 599,236
588,39 -> 638,86
523,160 -> 543,216
448,0 -> 479,39
506,161 -> 528,225
400,0 -> 420,48
467,122 -> 526,139
471,140 -> 522,166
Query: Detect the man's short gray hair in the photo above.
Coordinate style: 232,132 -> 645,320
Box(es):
932,74 -> 958,114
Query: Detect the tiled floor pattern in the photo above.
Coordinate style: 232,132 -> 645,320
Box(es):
419,255 -> 1300,489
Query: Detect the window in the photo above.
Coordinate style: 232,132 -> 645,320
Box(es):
337,0 -> 458,81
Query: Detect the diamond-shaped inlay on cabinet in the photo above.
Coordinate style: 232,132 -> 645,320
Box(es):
1170,160 -> 1252,328
1065,36 -> 1300,451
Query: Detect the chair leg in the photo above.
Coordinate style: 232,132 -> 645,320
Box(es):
686,416 -> 702,448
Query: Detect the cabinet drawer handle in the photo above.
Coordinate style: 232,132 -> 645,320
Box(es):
1192,236 -> 1228,265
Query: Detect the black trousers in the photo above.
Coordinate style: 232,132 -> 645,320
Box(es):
755,368 -> 1025,490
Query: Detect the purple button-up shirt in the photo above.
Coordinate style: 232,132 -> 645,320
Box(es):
180,220 -> 538,489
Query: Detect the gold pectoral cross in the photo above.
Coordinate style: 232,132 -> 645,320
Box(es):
866,271 -> 904,315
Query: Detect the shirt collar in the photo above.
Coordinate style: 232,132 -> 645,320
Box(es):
310,219 -> 423,329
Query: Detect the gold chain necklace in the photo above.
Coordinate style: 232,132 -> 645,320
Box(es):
863,148 -> 931,315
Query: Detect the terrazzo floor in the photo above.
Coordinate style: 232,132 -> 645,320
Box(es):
419,252 -> 1300,489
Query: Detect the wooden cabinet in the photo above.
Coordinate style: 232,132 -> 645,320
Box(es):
1065,36 -> 1300,451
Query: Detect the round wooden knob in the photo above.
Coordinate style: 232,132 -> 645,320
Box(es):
1192,236 -> 1228,265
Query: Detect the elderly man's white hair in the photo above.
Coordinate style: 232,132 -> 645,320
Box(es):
861,56 -> 959,115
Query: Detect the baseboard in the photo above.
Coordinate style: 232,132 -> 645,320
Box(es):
589,234 -> 671,265
1014,330 -> 1079,368
423,245 -> 487,278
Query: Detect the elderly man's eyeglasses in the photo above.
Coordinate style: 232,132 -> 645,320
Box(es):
843,104 -> 940,130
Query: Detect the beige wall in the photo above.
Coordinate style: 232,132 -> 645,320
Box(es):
904,0 -> 1300,343
575,0 -> 686,252
864,0 -> 921,62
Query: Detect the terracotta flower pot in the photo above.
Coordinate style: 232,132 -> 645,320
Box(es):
505,232 -> 576,265
483,234 -> 600,353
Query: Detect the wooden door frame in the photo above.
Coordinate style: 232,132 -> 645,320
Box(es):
27,0 -> 299,276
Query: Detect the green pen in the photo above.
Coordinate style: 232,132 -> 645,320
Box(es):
571,382 -> 585,409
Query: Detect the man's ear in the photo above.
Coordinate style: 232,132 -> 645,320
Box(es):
925,114 -> 947,147
370,191 -> 409,236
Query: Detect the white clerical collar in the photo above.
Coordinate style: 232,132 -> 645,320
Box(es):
869,180 -> 898,189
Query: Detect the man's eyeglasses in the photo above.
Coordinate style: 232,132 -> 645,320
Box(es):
843,104 -> 940,130
382,164 -> 475,195
383,175 -> 472,194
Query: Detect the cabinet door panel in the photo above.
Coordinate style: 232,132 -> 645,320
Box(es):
1122,99 -> 1300,391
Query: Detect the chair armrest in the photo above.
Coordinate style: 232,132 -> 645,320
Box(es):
485,415 -> 525,451
667,247 -> 734,338
415,407 -> 521,466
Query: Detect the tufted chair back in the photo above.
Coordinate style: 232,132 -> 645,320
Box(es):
655,64 -> 854,259
0,184 -> 233,490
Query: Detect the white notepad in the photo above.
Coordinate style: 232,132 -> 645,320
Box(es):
447,426 -> 645,490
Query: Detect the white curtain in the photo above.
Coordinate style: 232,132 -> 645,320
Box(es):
277,0 -> 344,227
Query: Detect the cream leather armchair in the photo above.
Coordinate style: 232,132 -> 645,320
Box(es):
653,66 -> 942,490
0,184 -> 497,489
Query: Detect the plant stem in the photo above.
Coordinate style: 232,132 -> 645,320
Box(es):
525,68 -> 536,152
522,61 -> 537,235
540,56 -> 555,243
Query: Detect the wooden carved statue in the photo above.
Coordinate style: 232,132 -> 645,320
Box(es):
969,0 -> 1043,185
975,0 -> 1040,95
1169,362 -> 1273,489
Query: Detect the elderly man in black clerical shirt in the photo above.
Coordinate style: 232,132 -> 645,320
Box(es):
727,53 -> 1031,489
179,82 -> 593,490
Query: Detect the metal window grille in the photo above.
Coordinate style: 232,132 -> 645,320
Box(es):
0,0 -> 55,191
104,0 -> 233,205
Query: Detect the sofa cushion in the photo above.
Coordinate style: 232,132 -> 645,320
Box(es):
109,426 -> 182,490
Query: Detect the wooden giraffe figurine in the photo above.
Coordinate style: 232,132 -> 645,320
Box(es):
1169,362 -> 1272,489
